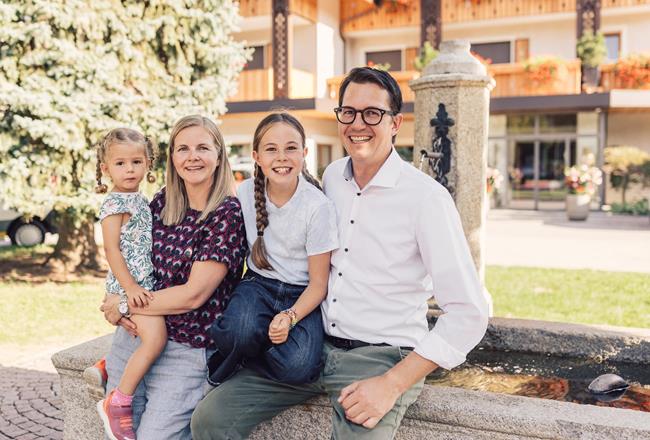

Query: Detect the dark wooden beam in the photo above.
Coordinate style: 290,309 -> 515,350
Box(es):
577,0 -> 601,38
420,0 -> 441,49
272,0 -> 290,99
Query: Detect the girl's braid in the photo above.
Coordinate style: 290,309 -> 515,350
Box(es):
94,136 -> 109,193
251,163 -> 273,270
301,165 -> 322,191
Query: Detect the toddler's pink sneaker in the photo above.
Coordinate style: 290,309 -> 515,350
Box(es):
97,389 -> 136,440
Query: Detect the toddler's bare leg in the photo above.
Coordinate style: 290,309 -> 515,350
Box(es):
117,315 -> 167,395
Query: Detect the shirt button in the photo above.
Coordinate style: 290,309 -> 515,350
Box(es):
356,192 -> 361,196
344,248 -> 349,252
350,220 -> 354,224
338,272 -> 342,277
333,298 -> 337,302
331,323 -> 336,327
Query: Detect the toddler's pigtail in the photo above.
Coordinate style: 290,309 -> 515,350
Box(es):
95,140 -> 108,194
251,163 -> 273,270
145,136 -> 157,184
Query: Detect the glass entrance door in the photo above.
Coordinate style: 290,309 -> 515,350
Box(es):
509,138 -> 576,210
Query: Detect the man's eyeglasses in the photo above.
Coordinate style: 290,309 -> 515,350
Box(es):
333,106 -> 398,126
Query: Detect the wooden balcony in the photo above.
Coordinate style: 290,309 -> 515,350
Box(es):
340,0 -> 650,33
326,70 -> 420,104
489,60 -> 582,97
239,0 -> 317,21
600,63 -> 650,90
228,68 -> 315,102
325,61 -> 582,104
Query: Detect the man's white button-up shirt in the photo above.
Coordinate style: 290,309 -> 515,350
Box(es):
321,149 -> 489,370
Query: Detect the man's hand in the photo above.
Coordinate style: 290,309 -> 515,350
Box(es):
268,313 -> 291,344
337,373 -> 402,429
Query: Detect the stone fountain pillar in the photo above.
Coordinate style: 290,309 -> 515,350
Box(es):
410,40 -> 495,299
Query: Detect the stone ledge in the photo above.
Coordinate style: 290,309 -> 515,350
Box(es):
52,318 -> 650,440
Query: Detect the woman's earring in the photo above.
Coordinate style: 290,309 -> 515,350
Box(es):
147,171 -> 156,183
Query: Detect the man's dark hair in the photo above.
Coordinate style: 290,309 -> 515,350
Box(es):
338,67 -> 403,114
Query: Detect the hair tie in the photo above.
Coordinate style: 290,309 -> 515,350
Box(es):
257,231 -> 263,237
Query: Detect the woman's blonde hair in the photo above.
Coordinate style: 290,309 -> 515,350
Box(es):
162,115 -> 234,225
250,112 -> 321,270
95,128 -> 157,193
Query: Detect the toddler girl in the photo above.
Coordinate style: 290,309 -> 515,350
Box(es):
207,112 -> 338,385
95,128 -> 166,440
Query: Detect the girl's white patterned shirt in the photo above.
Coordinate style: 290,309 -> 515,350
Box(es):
99,192 -> 155,294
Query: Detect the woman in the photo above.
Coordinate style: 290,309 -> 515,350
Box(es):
101,114 -> 246,439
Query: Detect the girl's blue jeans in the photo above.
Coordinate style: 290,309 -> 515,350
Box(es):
207,270 -> 323,386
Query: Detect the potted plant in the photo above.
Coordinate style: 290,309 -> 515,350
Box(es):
523,56 -> 568,93
564,164 -> 603,220
413,41 -> 438,72
576,31 -> 606,90
614,54 -> 650,89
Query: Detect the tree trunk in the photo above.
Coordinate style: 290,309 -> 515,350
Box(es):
46,210 -> 103,274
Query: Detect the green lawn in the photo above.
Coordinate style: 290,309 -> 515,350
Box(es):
0,280 -> 112,345
486,266 -> 650,328
0,244 -> 648,347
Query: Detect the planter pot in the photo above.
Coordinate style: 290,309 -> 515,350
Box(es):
566,194 -> 591,221
582,66 -> 600,91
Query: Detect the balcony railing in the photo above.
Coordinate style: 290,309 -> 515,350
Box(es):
340,0 -> 650,33
326,70 -> 420,103
239,0 -> 317,21
600,63 -> 650,90
227,68 -> 315,102
489,60 -> 582,97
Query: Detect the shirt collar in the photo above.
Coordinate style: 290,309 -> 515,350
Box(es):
342,148 -> 403,189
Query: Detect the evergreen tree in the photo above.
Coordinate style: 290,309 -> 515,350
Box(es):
0,0 -> 249,273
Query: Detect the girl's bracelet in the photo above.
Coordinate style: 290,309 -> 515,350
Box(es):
280,308 -> 298,329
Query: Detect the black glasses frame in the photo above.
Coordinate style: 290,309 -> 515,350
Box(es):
333,106 -> 398,126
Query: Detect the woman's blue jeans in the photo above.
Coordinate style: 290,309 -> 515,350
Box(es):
207,270 -> 323,385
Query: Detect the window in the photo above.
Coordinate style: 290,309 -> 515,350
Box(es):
604,33 -> 620,61
470,41 -> 511,64
244,45 -> 265,70
366,50 -> 402,71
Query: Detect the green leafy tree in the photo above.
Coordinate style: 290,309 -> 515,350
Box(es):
603,146 -> 650,205
0,0 -> 249,273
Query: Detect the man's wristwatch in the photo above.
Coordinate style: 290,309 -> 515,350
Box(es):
118,295 -> 131,318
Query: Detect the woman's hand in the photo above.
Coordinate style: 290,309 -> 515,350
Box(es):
101,294 -> 122,325
268,313 -> 291,344
100,294 -> 138,336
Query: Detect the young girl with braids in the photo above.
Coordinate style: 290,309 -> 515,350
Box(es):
94,128 -> 166,440
206,112 -> 338,386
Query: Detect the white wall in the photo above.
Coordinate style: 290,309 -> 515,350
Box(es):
293,22 -> 316,72
602,8 -> 650,56
316,0 -> 344,97
234,29 -> 272,47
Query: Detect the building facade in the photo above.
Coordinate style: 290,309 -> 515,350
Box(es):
221,0 -> 650,209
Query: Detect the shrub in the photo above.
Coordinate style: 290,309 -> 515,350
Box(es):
576,31 -> 607,68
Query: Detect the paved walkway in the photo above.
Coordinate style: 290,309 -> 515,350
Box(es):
486,209 -> 650,273
0,367 -> 62,440
1,209 -> 648,438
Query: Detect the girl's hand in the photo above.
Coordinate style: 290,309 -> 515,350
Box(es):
126,286 -> 154,308
268,313 -> 291,344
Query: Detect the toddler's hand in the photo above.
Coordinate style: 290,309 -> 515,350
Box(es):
126,286 -> 154,308
268,313 -> 291,344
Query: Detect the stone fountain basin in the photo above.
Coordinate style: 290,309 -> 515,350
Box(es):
52,317 -> 650,440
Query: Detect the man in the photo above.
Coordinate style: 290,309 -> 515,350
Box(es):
191,67 -> 489,439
